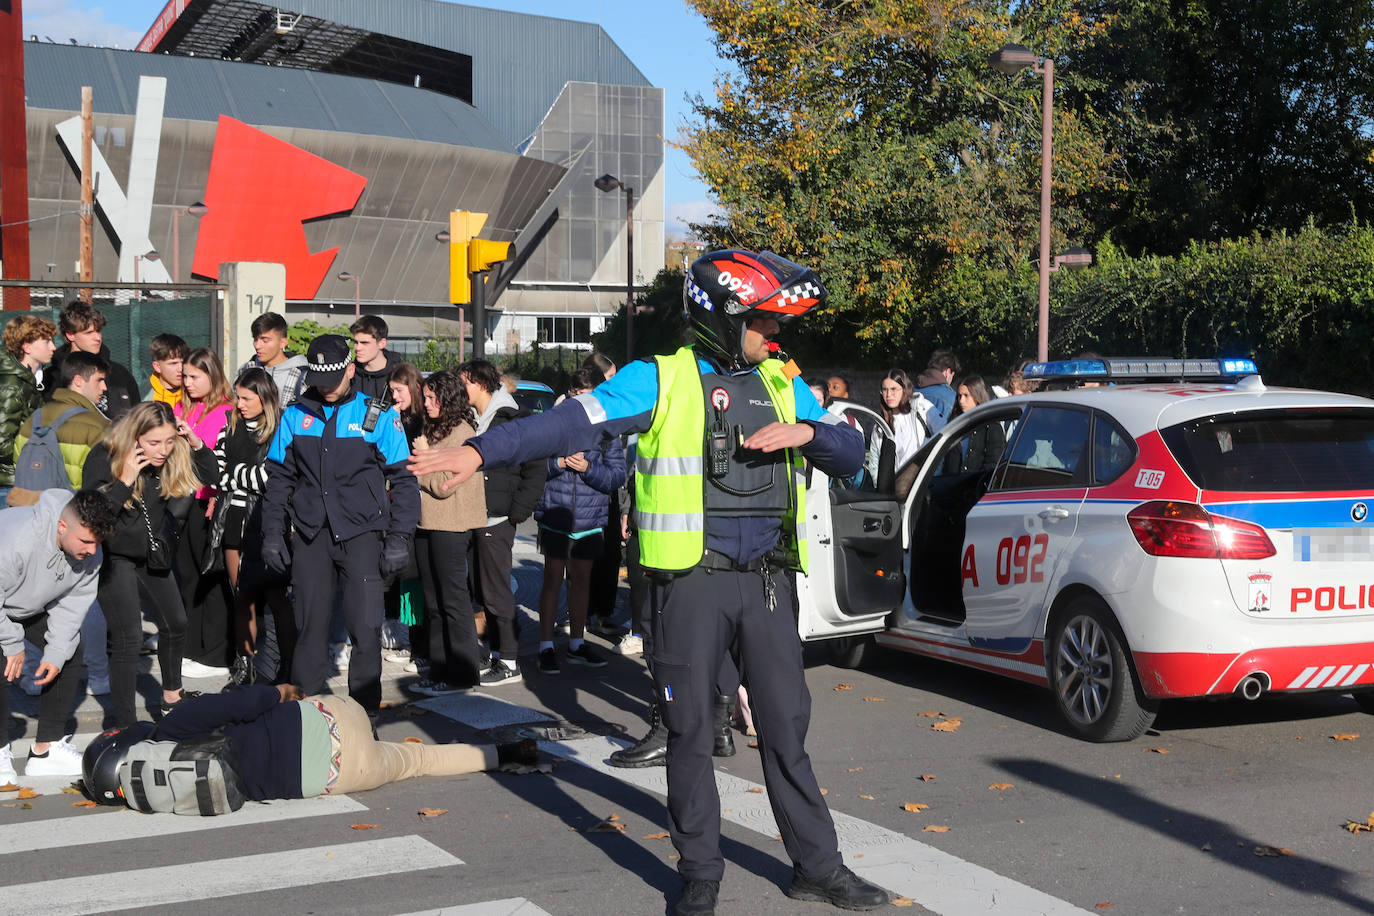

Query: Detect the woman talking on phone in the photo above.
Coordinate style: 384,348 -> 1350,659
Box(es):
84,402 -> 220,727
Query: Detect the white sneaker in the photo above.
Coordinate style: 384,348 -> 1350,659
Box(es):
181,659 -> 229,679
330,642 -> 351,673
88,674 -> 110,696
0,744 -> 15,784
25,735 -> 83,777
380,619 -> 410,650
382,649 -> 411,665
615,634 -> 644,656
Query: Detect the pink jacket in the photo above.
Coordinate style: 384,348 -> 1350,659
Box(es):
176,400 -> 232,498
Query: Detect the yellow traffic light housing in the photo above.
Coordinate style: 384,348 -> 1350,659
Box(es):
468,238 -> 512,273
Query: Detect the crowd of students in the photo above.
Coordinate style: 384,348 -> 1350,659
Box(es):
0,301 -> 644,778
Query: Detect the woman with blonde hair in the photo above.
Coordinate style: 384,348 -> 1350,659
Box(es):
175,347 -> 236,677
83,401 -> 220,726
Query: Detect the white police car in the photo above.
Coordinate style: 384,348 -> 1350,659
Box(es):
798,358 -> 1374,741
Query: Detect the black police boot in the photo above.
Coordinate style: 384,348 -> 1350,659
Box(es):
713,693 -> 736,758
674,879 -> 720,916
609,702 -> 668,768
784,864 -> 891,910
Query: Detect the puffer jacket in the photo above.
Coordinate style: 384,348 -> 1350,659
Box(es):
0,349 -> 42,487
534,435 -> 625,534
7,389 -> 109,505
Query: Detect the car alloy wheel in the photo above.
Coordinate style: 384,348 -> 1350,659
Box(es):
1048,595 -> 1158,742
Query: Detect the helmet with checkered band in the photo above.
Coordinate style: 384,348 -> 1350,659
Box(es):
683,250 -> 826,370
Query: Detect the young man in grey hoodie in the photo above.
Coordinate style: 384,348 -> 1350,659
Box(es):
237,312 -> 308,407
0,488 -> 117,780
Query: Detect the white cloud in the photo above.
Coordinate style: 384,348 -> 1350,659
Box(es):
23,0 -> 145,49
667,199 -> 721,241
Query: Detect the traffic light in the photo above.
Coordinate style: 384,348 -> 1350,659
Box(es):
445,210 -> 488,305
469,238 -> 512,273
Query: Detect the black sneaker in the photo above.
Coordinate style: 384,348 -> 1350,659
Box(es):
538,648 -> 560,675
162,689 -> 203,712
674,879 -> 720,916
565,643 -> 608,668
480,659 -> 521,686
784,864 -> 890,910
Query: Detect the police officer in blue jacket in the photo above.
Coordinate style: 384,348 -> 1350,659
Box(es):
261,334 -> 419,714
410,252 -> 889,916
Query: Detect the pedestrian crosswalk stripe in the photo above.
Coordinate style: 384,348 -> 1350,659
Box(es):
0,835 -> 461,916
392,900 -> 552,916
414,692 -> 555,729
0,793 -> 366,856
421,695 -> 1091,916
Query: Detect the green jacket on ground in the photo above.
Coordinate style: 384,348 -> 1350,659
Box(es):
0,349 -> 43,488
8,388 -> 110,505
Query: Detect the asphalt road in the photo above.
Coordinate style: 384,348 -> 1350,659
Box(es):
4,533 -> 1374,915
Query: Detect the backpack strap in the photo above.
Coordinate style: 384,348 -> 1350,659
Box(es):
194,759 -> 215,816
33,404 -> 89,436
128,759 -> 151,812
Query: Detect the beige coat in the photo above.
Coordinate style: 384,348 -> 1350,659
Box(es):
414,423 -> 488,532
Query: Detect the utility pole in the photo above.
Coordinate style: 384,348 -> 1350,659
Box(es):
79,86 -> 94,304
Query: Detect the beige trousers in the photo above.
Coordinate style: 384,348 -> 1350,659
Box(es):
314,694 -> 498,795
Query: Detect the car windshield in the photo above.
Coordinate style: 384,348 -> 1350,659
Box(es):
1161,408 -> 1374,491
513,391 -> 557,415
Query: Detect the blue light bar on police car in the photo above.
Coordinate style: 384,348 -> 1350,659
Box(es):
1022,357 -> 1259,382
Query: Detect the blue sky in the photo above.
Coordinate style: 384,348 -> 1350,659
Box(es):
24,0 -> 723,237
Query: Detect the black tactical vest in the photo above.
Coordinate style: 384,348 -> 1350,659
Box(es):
701,371 -> 790,518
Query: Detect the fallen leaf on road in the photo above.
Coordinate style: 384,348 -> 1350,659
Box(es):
931,717 -> 962,732
902,802 -> 930,813
404,737 -> 424,744
418,808 -> 448,819
1344,813 -> 1374,833
917,711 -> 944,718
1253,845 -> 1294,857
988,783 -> 1014,791
834,683 -> 853,691
859,794 -> 875,800
820,788 -> 828,796
19,803 -> 31,809
1331,733 -> 1360,741
15,787 -> 39,799
862,696 -> 884,702
920,774 -> 936,782
892,896 -> 915,907
848,767 -> 863,772
588,816 -> 626,833
398,707 -> 428,718
0,783 -> 18,792
748,741 -> 758,749
60,786 -> 82,795
643,832 -> 670,840
71,800 -> 99,808
1143,747 -> 1171,754
350,824 -> 380,830
747,787 -> 764,794
1095,903 -> 1116,909
922,825 -> 951,833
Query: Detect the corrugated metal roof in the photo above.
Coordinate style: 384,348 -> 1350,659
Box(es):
142,0 -> 654,147
23,42 -> 513,152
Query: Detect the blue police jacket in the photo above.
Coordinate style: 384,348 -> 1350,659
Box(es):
468,354 -> 863,566
261,387 -> 419,543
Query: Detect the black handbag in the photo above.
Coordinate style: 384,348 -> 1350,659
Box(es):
139,498 -> 174,574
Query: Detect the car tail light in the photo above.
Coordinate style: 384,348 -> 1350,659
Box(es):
1127,500 -> 1276,559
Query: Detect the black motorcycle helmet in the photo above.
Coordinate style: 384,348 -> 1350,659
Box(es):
683,250 -> 826,371
82,721 -> 155,805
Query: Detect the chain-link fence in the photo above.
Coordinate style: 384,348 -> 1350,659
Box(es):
1,282 -> 220,398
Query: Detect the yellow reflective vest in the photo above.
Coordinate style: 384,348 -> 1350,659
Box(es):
634,346 -> 808,574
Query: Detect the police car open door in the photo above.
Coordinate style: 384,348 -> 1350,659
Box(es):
795,403 -> 905,639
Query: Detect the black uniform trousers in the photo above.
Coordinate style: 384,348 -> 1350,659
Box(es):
0,610 -> 86,743
650,565 -> 841,882
415,529 -> 481,688
291,529 -> 384,711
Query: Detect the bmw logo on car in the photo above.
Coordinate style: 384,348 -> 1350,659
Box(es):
1354,502 -> 1368,522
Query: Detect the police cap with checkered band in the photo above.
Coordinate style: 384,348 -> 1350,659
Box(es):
683,250 -> 826,371
302,334 -> 353,388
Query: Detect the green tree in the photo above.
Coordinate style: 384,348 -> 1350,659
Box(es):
595,267 -> 689,363
286,319 -> 351,357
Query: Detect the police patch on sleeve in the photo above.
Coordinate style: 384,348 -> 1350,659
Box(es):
393,414 -> 403,432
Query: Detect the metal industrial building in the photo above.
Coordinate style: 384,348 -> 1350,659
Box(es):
20,0 -> 665,354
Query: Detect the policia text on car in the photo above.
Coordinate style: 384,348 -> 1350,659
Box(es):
408,250 -> 891,916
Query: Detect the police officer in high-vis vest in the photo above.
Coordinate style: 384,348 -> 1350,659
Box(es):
409,251 -> 890,916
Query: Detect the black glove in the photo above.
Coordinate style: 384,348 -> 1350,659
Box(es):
379,534 -> 410,578
261,532 -> 289,576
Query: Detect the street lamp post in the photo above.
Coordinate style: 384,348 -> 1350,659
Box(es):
171,201 -> 208,283
594,173 -> 635,363
337,271 -> 361,318
990,43 -> 1055,362
134,249 -> 160,294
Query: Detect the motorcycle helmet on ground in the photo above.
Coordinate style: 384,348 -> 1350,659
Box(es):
82,721 -> 155,805
683,250 -> 826,371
